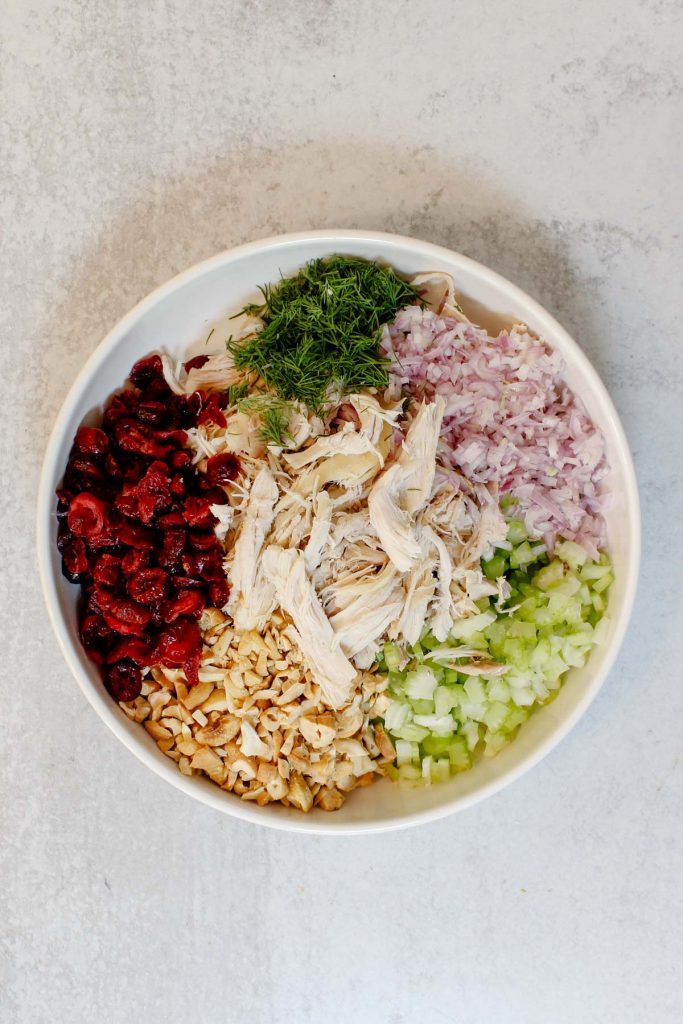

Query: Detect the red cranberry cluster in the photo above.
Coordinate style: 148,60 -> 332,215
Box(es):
56,354 -> 240,702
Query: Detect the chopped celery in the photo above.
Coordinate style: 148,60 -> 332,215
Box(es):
422,735 -> 452,756
555,540 -> 588,570
510,541 -> 536,568
392,723 -> 430,742
463,677 -> 486,703
449,611 -> 496,640
432,758 -> 451,784
533,560 -> 566,590
434,685 -> 459,717
448,736 -> 471,770
482,552 -> 507,579
380,539 -> 611,788
404,666 -> 438,700
507,519 -> 527,544
383,642 -> 403,672
593,572 -> 613,594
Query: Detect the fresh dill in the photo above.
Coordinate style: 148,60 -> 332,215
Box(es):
259,404 -> 292,447
237,392 -> 294,446
227,255 -> 420,413
226,380 -> 250,406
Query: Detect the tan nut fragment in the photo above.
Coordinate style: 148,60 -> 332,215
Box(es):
299,713 -> 336,750
316,788 -> 345,812
183,682 -> 215,711
195,717 -> 240,747
144,720 -> 172,742
287,773 -> 313,813
374,723 -> 396,761
190,747 -> 223,773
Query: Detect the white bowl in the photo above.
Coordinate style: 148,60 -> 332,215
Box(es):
37,230 -> 640,834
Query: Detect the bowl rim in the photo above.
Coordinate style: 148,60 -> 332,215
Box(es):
37,228 -> 641,834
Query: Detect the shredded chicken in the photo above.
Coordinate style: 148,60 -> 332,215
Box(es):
227,467 -> 279,632
182,371 -> 502,708
262,546 -> 358,709
368,396 -> 445,570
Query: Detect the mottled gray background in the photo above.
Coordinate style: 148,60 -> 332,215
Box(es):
1,1 -> 681,1022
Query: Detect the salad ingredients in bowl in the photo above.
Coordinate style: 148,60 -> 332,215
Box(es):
51,249 -> 619,816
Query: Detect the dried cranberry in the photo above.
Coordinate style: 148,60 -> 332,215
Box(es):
103,599 -> 152,637
79,612 -> 113,659
92,585 -> 116,612
131,462 -> 173,524
56,520 -> 72,552
114,491 -> 140,519
184,354 -> 210,372
182,550 -> 223,581
139,376 -> 172,403
107,637 -> 152,666
121,549 -> 150,576
188,530 -> 217,551
105,660 -> 142,702
114,418 -> 173,459
173,575 -> 203,589
119,455 -> 148,485
168,449 -> 192,471
182,495 -> 214,528
208,579 -> 229,607
162,590 -> 205,622
61,537 -> 90,583
92,553 -> 121,588
117,521 -> 157,550
129,354 -> 163,390
134,401 -> 169,427
155,618 -> 202,666
69,454 -> 106,481
156,510 -> 186,529
198,392 -> 227,429
169,474 -> 186,498
74,426 -> 109,455
205,452 -> 241,486
67,492 -> 108,539
157,529 -> 186,570
183,649 -> 202,687
86,528 -> 121,551
196,485 -> 230,506
156,428 -> 187,447
179,391 -> 203,426
102,394 -> 134,431
56,487 -> 74,514
127,568 -> 169,605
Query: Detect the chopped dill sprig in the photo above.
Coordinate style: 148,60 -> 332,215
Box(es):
226,380 -> 250,406
238,392 -> 294,446
227,255 -> 420,413
259,404 -> 292,447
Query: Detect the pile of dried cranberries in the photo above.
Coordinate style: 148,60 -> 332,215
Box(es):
56,354 -> 240,703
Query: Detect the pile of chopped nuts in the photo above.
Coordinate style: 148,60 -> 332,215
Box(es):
120,607 -> 396,812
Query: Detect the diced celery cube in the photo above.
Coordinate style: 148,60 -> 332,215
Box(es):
463,677 -> 486,703
482,552 -> 507,579
532,560 -> 566,590
447,736 -> 471,770
593,572 -> 613,594
422,735 -> 452,757
507,519 -> 527,544
555,540 -> 589,570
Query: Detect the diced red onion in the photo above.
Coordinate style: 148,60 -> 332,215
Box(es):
382,308 -> 607,551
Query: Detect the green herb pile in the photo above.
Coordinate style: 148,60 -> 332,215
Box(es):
227,256 -> 419,414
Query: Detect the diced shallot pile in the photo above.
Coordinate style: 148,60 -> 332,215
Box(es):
382,306 -> 607,557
